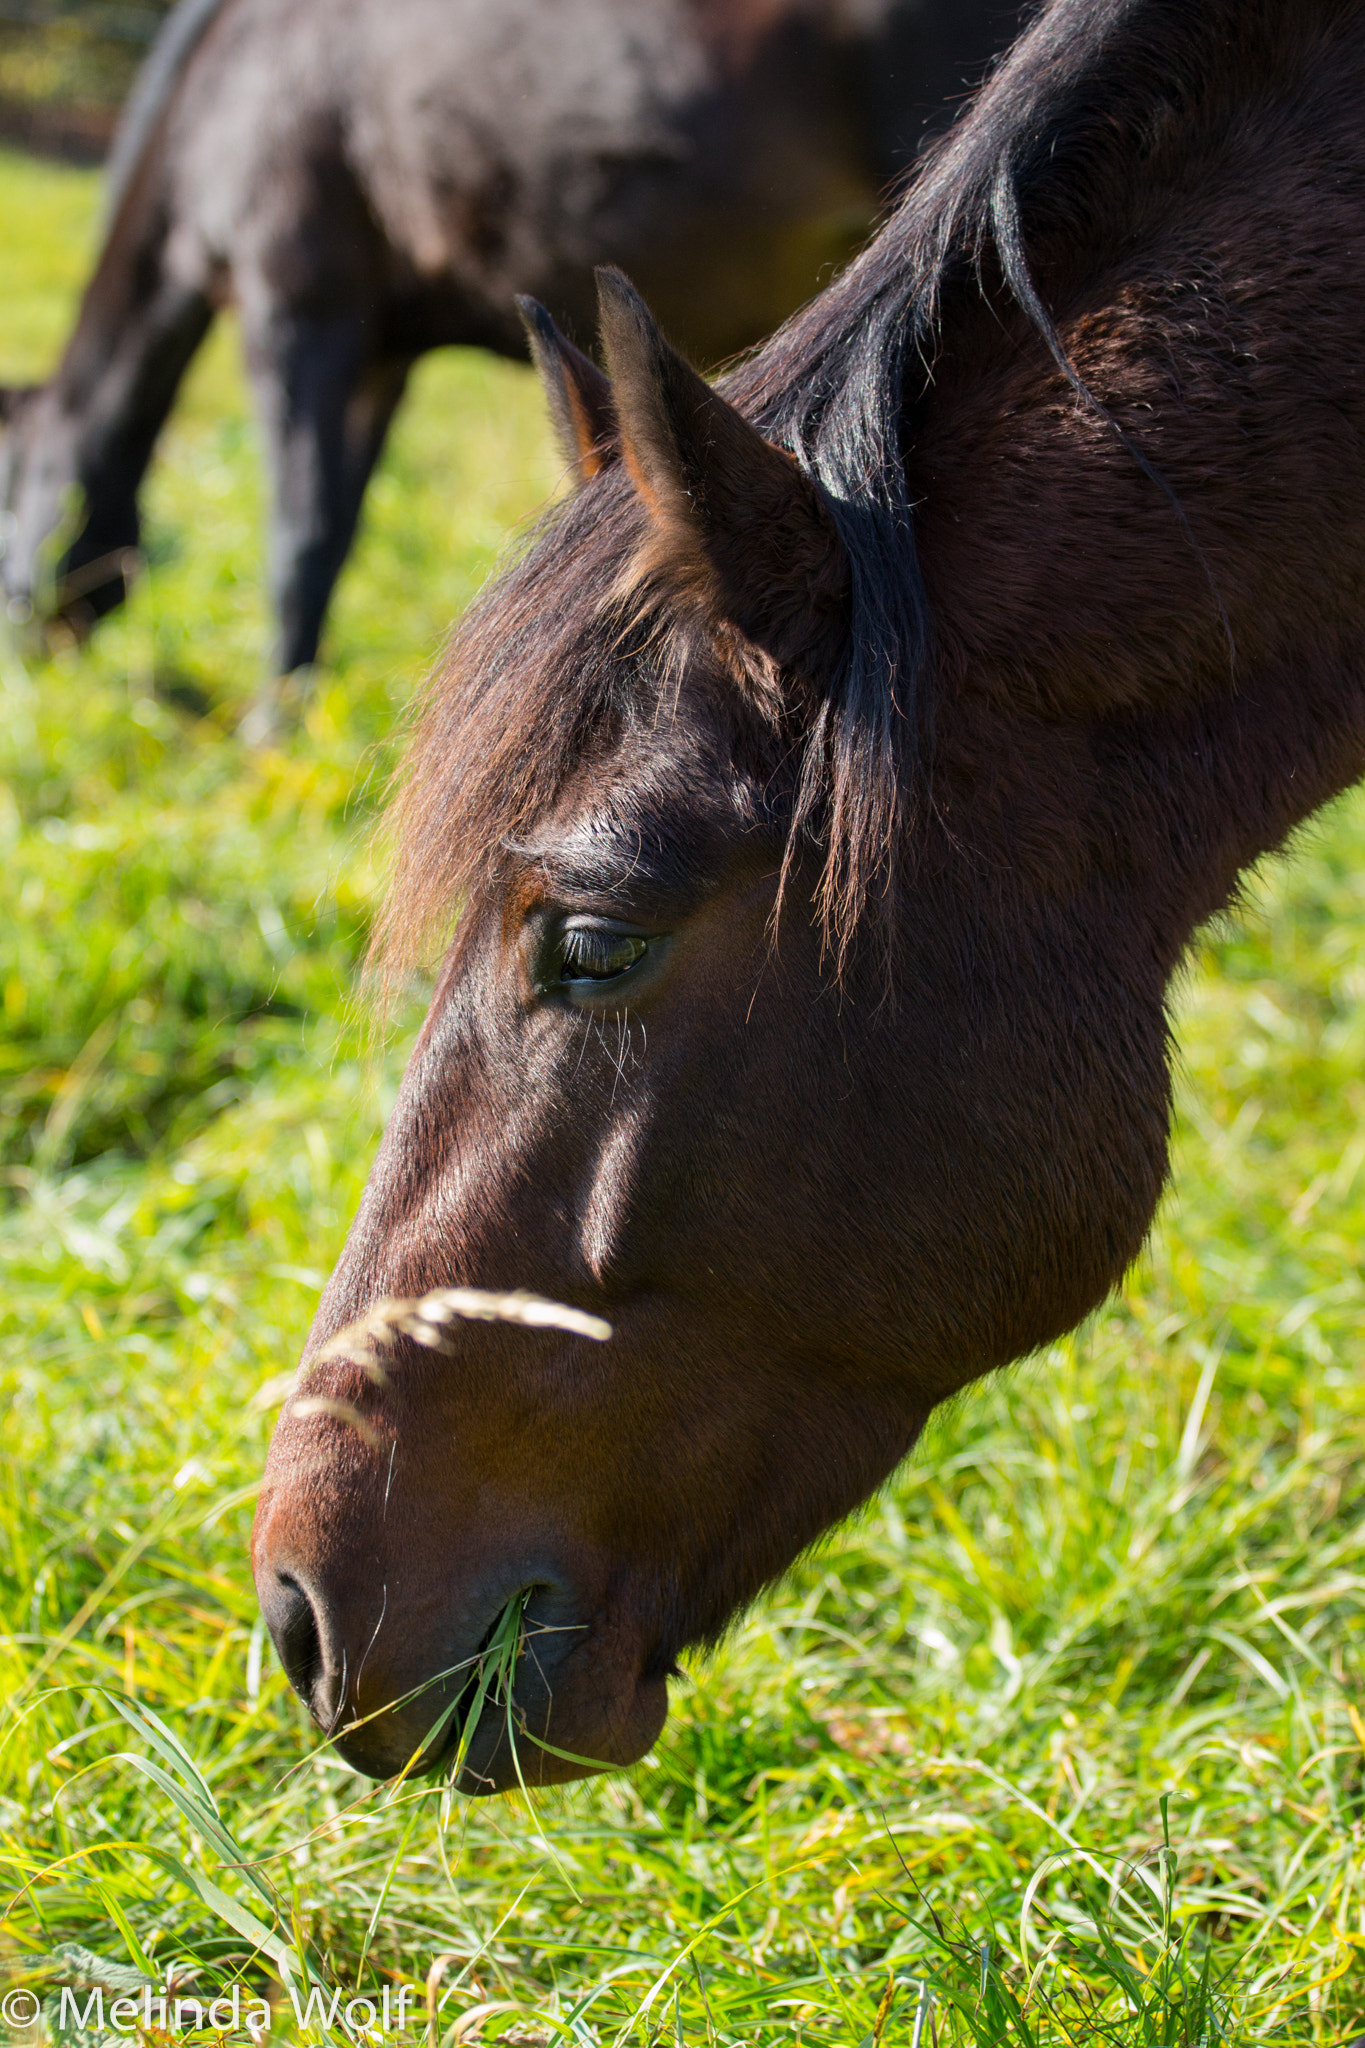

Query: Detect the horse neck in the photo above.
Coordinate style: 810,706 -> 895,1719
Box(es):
905,0 -> 1365,967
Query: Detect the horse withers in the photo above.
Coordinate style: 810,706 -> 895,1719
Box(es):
0,0 -> 1021,696
255,0 -> 1365,1787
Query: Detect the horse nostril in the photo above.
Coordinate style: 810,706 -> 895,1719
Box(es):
269,1572 -> 325,1706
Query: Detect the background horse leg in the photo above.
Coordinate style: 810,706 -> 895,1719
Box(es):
242,306 -> 410,721
64,281 -> 215,621
1,278 -> 213,631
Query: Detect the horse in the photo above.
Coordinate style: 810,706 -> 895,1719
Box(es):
253,0 -> 1365,1790
0,0 -> 1021,704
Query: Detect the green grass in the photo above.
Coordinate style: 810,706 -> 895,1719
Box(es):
2,143 -> 1365,2045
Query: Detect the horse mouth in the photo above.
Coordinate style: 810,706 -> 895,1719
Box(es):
327,1587 -> 573,1789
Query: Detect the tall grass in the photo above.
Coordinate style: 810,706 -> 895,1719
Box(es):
2,145 -> 1364,2042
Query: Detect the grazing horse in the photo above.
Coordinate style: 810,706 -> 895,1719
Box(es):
254,0 -> 1365,1789
0,0 -> 1020,689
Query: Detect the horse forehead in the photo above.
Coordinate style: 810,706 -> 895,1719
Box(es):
521,764 -> 765,901
515,699 -> 752,848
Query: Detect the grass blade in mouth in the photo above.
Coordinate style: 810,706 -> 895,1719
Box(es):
365,1591 -> 531,1795
448,1590 -> 528,1792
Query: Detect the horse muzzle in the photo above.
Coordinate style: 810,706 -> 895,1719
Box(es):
253,1539 -> 667,1790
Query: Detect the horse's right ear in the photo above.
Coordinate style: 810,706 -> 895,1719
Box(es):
594,268 -> 848,678
517,298 -> 616,483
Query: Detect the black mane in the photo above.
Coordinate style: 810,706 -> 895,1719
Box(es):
103,0 -> 231,218
732,0 -> 1292,941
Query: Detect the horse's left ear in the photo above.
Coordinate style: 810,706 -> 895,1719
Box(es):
517,297 -> 617,483
595,267 -> 848,675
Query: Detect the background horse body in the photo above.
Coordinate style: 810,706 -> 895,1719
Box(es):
255,0 -> 1365,1791
0,0 -> 1020,681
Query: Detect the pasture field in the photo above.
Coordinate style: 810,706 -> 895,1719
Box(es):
2,144 -> 1365,2046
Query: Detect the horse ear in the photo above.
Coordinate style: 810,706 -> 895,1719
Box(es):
0,385 -> 34,424
594,267 -> 847,674
517,298 -> 617,483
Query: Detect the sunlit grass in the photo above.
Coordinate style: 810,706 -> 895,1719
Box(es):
2,147 -> 1364,2043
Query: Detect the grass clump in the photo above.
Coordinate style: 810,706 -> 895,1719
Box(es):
1,146 -> 1365,2042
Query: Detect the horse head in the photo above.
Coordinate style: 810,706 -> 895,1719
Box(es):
251,264 -> 1172,1788
0,380 -> 139,633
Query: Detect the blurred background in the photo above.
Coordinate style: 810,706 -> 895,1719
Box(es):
0,0 -> 172,160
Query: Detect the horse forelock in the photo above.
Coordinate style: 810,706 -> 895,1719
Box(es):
372,478 -> 665,990
376,0 -> 1330,991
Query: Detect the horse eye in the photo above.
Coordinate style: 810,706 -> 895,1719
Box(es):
559,923 -> 648,983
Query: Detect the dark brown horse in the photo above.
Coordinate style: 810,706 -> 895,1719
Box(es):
254,0 -> 1365,1789
0,0 -> 1020,698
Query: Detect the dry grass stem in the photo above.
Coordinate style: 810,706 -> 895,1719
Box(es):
286,1394 -> 386,1447
315,1286 -> 612,1373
